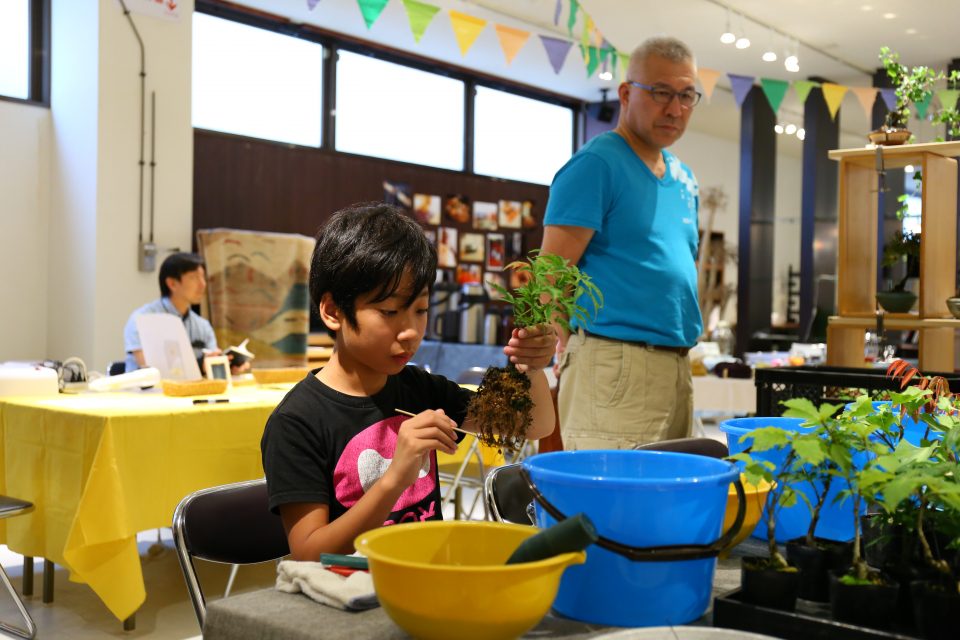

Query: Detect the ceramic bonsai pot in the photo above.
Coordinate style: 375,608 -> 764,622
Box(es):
876,290 -> 917,313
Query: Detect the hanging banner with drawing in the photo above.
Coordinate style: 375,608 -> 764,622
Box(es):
119,0 -> 181,21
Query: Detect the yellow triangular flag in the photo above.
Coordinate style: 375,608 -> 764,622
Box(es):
821,82 -> 848,120
849,86 -> 878,122
493,24 -> 529,65
698,67 -> 721,103
618,52 -> 629,82
448,10 -> 486,56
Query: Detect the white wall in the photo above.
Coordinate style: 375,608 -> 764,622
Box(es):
0,101 -> 50,359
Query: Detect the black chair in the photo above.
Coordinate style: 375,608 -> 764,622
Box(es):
484,438 -> 730,525
172,478 -> 289,629
107,361 -> 125,376
0,496 -> 37,639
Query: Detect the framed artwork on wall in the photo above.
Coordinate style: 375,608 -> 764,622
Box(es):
473,201 -> 498,230
414,193 -> 441,225
498,199 -> 521,229
438,227 -> 458,268
486,233 -> 505,271
456,263 -> 482,284
460,233 -> 485,262
383,180 -> 412,210
444,194 -> 471,224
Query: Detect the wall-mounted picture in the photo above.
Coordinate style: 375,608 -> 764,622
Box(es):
483,272 -> 507,300
473,201 -> 498,230
456,263 -> 482,285
437,227 -> 458,268
509,232 -> 524,261
423,228 -> 436,245
486,233 -> 506,271
459,233 -> 485,263
499,199 -> 521,229
521,200 -> 537,229
414,193 -> 441,225
383,180 -> 412,210
510,263 -> 532,290
444,194 -> 471,224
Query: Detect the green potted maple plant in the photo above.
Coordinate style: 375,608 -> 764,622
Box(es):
877,229 -> 920,313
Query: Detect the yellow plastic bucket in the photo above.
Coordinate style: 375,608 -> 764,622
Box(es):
355,521 -> 585,640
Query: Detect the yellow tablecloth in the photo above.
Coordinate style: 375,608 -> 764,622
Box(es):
0,385 -> 288,621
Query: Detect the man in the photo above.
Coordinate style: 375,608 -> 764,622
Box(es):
541,36 -> 703,449
123,252 -> 220,373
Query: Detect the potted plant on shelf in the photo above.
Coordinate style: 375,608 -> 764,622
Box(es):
871,47 -> 938,145
877,230 -> 920,313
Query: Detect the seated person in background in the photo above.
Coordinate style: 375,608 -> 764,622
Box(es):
261,203 -> 556,559
123,252 -> 221,374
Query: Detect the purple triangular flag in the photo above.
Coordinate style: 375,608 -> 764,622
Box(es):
879,88 -> 897,111
553,0 -> 561,25
539,35 -> 573,75
307,0 -> 320,9
728,73 -> 755,107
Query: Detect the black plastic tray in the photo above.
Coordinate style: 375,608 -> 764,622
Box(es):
713,588 -> 920,640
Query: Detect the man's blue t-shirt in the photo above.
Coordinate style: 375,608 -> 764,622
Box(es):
544,131 -> 702,347
123,297 -> 218,372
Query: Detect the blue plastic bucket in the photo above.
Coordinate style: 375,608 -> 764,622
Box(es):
522,450 -> 741,627
845,401 -> 943,446
721,416 -> 857,543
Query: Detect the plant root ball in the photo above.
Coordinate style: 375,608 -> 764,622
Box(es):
465,366 -> 532,453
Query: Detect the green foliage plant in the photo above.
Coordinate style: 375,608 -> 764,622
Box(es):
467,251 -> 602,452
879,47 -> 960,141
881,230 -> 920,292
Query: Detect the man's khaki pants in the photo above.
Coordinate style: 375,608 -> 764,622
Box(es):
557,330 -> 693,450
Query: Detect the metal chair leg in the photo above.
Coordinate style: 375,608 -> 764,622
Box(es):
0,564 -> 36,639
123,613 -> 136,631
41,559 -> 53,603
224,563 -> 240,598
20,557 -> 32,597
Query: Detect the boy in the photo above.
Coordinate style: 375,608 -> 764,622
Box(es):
261,203 -> 556,559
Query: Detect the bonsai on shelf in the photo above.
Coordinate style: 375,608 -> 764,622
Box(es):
881,230 -> 920,293
878,47 -> 938,136
465,251 -> 601,452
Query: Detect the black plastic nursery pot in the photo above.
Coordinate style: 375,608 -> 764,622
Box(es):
740,557 -> 801,611
861,513 -> 903,569
786,537 -> 853,603
910,580 -> 960,640
830,573 -> 900,631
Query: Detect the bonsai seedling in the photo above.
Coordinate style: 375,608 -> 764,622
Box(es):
465,251 -> 602,452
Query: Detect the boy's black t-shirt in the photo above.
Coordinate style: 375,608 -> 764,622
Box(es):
261,366 -> 472,525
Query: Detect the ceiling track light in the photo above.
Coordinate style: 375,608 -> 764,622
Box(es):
720,8 -> 735,44
734,12 -> 750,48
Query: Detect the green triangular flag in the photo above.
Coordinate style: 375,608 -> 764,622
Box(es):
567,0 -> 579,37
760,78 -> 789,114
401,0 -> 440,42
580,45 -> 600,78
914,92 -> 932,120
937,88 -> 960,112
618,52 -> 629,81
357,0 -> 389,29
793,80 -> 819,105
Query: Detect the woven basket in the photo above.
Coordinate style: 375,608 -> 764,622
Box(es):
252,368 -> 311,385
161,379 -> 229,397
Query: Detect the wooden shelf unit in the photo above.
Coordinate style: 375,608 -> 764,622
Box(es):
826,141 -> 960,372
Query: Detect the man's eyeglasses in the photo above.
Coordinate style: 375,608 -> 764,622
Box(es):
626,81 -> 702,108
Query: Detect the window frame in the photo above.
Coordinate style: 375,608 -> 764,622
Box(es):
0,0 -> 50,106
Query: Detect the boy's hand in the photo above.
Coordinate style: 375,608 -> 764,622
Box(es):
384,409 -> 458,490
504,324 -> 557,373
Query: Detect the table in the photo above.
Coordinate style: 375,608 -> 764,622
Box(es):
202,549 -> 749,639
692,375 -> 756,415
0,384 -> 288,621
414,341 -> 508,380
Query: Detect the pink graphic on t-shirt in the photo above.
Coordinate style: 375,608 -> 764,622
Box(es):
334,415 -> 437,511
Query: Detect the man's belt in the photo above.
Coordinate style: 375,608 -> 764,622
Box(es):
582,330 -> 691,357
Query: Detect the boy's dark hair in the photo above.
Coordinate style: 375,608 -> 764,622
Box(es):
310,202 -> 437,337
159,252 -> 206,297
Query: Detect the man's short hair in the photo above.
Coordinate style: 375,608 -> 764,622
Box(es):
159,252 -> 206,297
309,202 -> 437,337
630,36 -> 696,71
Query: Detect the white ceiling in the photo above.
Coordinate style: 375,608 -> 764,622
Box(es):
231,0 -> 960,152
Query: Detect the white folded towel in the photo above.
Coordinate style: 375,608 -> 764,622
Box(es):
276,560 -> 379,611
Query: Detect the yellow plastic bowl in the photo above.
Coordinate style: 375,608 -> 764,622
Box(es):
355,521 -> 585,640
721,474 -> 773,554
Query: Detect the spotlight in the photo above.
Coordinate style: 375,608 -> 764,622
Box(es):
784,54 -> 799,72
721,31 -> 736,44
774,124 -> 784,134
762,50 -> 777,62
785,124 -> 797,135
904,164 -> 914,173
598,70 -> 613,81
735,37 -> 751,49
797,127 -> 805,140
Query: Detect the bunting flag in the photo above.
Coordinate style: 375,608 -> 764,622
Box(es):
617,51 -> 629,81
938,89 -> 960,113
849,86 -> 879,121
580,45 -> 601,78
539,35 -> 573,75
566,0 -> 579,37
760,78 -> 789,114
793,80 -> 819,105
879,88 -> 897,111
553,0 -> 561,26
307,0 -> 321,9
728,73 -> 755,107
821,83 -> 848,120
494,24 -> 529,65
698,67 -> 721,102
449,11 -> 486,56
401,0 -> 441,43
580,14 -> 592,53
357,0 -> 389,29
914,92 -> 932,119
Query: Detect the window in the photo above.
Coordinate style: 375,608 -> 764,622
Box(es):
335,50 -> 464,171
473,86 -> 573,185
0,0 -> 31,100
192,13 -> 323,147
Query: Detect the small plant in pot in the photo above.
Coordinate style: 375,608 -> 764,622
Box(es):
729,426 -> 803,612
877,230 -> 920,313
872,47 -> 938,145
777,398 -> 854,603
466,251 -> 601,452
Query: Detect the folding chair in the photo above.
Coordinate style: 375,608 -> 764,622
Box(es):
483,463 -> 534,525
437,433 -> 505,520
172,478 -> 289,630
0,495 -> 37,639
634,437 -> 729,459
